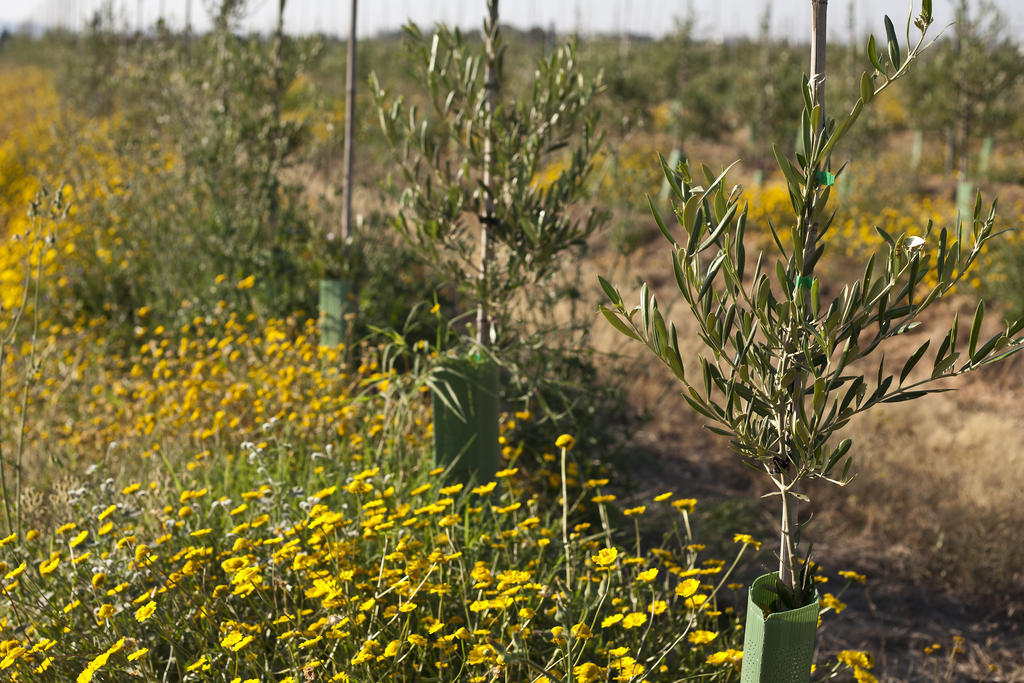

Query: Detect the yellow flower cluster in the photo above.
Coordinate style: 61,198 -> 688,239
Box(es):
0,335 -> 750,680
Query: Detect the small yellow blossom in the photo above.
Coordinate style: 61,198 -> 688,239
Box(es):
676,578 -> 700,598
621,612 -> 647,629
821,593 -> 847,614
733,533 -> 762,550
591,547 -> 618,566
672,498 -> 697,512
636,568 -> 658,583
839,570 -> 867,584
837,650 -> 873,669
706,648 -> 743,668
688,630 -> 718,645
573,663 -> 603,682
135,601 -> 157,622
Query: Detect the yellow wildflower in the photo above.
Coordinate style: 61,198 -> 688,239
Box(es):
621,612 -> 647,629
135,601 -> 157,622
555,434 -> 575,450
688,630 -> 718,645
733,533 -> 762,550
636,568 -> 658,583
591,547 -> 618,566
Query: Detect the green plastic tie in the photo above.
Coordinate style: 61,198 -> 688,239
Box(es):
796,276 -> 814,290
815,171 -> 836,186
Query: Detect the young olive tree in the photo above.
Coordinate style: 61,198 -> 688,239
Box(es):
372,3 -> 605,354
600,1 -> 1024,603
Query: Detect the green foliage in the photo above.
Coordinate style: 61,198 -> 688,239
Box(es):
373,22 -> 607,349
52,6 -> 329,333
900,0 -> 1024,176
601,2 -> 1024,602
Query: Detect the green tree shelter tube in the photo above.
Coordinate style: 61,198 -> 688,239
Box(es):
318,279 -> 351,348
431,356 -> 500,483
741,573 -> 819,683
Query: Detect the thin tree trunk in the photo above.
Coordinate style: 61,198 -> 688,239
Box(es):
780,0 -> 827,594
477,0 -> 499,347
272,1 -> 285,124
955,0 -> 969,181
809,0 -> 827,122
341,0 -> 358,242
268,0 -> 285,231
184,0 -> 192,64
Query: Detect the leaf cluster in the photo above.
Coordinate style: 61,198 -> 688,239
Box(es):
373,22 -> 607,344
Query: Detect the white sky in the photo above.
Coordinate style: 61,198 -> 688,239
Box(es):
7,1 -> 1024,42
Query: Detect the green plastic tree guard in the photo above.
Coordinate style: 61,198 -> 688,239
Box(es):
319,279 -> 351,348
740,573 -> 819,683
431,356 -> 500,483
978,136 -> 993,179
956,181 -> 974,221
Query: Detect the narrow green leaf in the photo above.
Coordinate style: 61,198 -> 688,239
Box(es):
884,16 -> 901,69
801,77 -> 814,116
766,219 -> 789,259
867,34 -> 884,73
775,260 -> 790,295
598,276 -> 622,306
697,202 -> 739,252
652,309 -> 669,356
820,99 -> 863,159
735,209 -> 747,280
713,189 -> 727,223
700,358 -> 713,401
824,439 -> 852,476
932,352 -> 960,377
971,333 -> 1005,365
772,144 -> 803,192
706,424 -> 736,439
698,253 -> 727,301
801,107 -> 812,159
899,340 -> 930,383
860,72 -> 874,103
882,390 -> 934,403
600,306 -> 641,342
812,378 -> 826,417
701,163 -> 716,186
658,152 -> 684,203
648,195 -> 675,245
874,225 -> 894,246
683,391 -> 717,420
668,322 -> 686,380
840,457 -> 853,483
672,250 -> 689,299
968,300 -> 984,358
